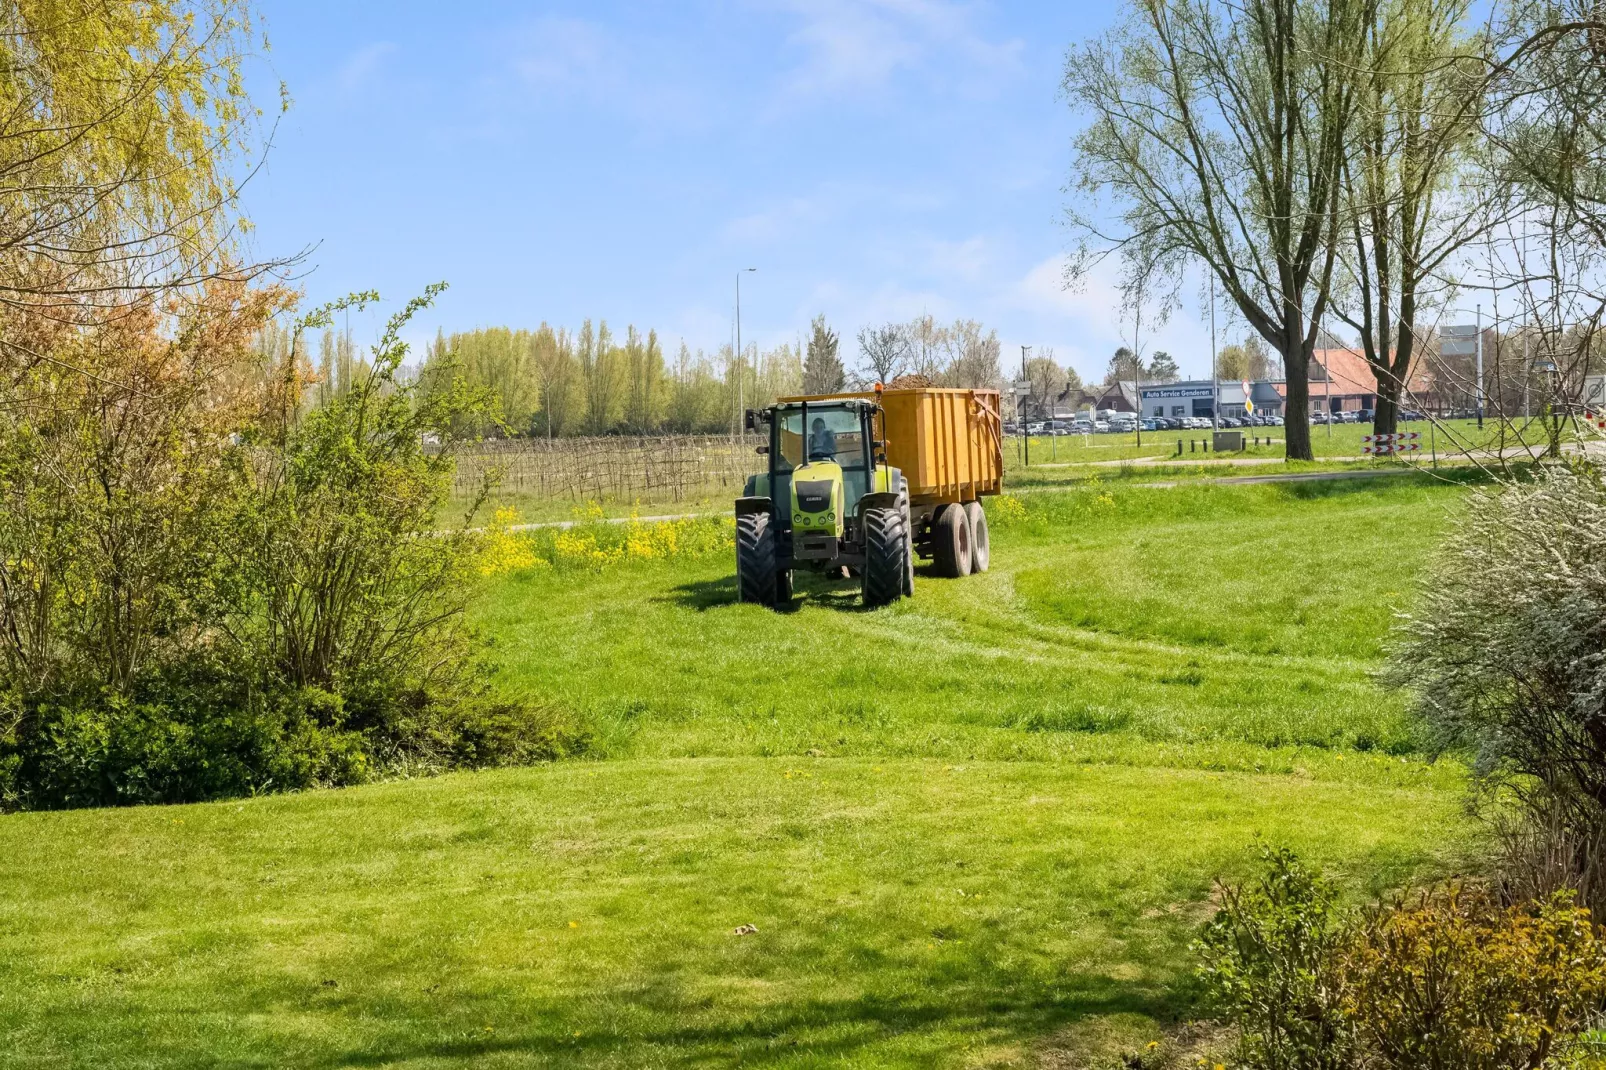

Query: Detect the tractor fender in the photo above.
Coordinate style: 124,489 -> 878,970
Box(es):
735,496 -> 772,517
858,491 -> 901,513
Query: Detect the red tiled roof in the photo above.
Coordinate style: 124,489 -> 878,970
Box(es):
1265,348 -> 1433,397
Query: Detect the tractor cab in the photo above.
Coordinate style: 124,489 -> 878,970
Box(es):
768,400 -> 876,558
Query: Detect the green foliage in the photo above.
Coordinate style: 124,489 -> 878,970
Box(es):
236,285 -> 487,694
0,284 -> 587,810
0,0 -> 263,310
3,670 -> 370,810
1390,462 -> 1606,906
802,313 -> 845,394
1202,851 -> 1606,1070
1346,886 -> 1606,1070
1196,847 -> 1357,1070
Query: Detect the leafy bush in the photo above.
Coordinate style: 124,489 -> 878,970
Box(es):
1389,461 -> 1606,912
0,285 -> 586,810
1200,850 -> 1606,1070
1196,846 -> 1356,1070
1345,885 -> 1606,1070
0,661 -> 585,811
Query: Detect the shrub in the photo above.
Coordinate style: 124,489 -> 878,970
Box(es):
1345,885 -> 1606,1070
1388,461 -> 1606,912
0,285 -> 587,810
1195,846 -> 1357,1070
0,660 -> 585,811
1201,850 -> 1606,1070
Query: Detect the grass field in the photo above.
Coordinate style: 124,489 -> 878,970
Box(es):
0,476 -> 1482,1068
1008,416 -> 1555,469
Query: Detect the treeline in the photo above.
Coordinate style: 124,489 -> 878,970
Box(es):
417,314 -> 1005,438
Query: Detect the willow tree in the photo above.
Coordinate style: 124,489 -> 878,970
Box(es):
1064,0 -> 1372,460
1337,0 -> 1487,437
0,0 -> 270,327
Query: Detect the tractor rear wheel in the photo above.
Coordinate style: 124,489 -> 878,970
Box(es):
964,501 -> 990,573
862,506 -> 908,608
736,511 -> 779,606
896,475 -> 914,597
932,503 -> 972,578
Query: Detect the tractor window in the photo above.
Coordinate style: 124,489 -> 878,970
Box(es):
776,408 -> 865,470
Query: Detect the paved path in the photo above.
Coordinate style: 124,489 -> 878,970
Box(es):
1130,467 -> 1428,490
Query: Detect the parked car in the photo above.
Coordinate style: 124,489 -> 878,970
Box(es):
1093,420 -> 1111,433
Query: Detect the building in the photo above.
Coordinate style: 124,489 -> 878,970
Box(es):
1138,379 -> 1288,419
1135,347 -> 1440,420
1092,382 -> 1139,413
1139,380 -> 1219,420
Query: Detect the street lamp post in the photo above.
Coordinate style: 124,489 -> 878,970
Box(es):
1020,345 -> 1032,468
736,268 -> 756,439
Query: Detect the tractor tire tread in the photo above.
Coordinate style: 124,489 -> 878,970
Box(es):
862,506 -> 907,608
736,511 -> 778,606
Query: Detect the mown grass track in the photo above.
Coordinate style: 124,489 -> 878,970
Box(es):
0,476 -> 1478,1069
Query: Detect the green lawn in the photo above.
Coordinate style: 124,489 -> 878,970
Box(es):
0,476 -> 1480,1069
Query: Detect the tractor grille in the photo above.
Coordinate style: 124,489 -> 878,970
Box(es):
795,480 -> 832,513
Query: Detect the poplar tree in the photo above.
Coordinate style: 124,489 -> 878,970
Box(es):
802,315 -> 845,394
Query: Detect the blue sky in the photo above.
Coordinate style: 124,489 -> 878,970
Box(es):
242,0 -> 1215,383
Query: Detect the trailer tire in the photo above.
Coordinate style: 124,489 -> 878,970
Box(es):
862,506 -> 907,608
932,503 -> 972,578
776,567 -> 794,604
964,501 -> 989,573
736,511 -> 779,606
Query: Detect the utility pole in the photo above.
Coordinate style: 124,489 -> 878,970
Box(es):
1133,348 -> 1143,448
1021,344 -> 1032,468
736,268 -> 756,441
1476,302 -> 1485,430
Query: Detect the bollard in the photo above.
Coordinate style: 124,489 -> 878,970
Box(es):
1190,439 -> 1196,453
1175,439 -> 1182,456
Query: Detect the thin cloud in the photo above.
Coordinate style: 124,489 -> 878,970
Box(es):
766,0 -> 1025,110
334,41 -> 397,96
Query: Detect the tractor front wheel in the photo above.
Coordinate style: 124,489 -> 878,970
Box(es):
736,511 -> 779,606
862,506 -> 908,608
932,503 -> 972,578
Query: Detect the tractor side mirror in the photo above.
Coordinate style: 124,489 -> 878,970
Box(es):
755,445 -> 769,455
744,408 -> 761,431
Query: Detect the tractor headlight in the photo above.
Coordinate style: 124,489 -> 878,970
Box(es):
826,511 -> 834,523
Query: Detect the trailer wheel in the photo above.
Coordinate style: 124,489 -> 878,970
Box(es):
964,501 -> 990,573
736,511 -> 779,606
862,506 -> 907,608
932,503 -> 972,578
775,567 -> 794,604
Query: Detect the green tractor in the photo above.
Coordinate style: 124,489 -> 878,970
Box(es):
735,397 -> 913,608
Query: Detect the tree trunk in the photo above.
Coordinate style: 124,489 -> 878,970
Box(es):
1372,387 -> 1398,437
1284,341 -> 1314,461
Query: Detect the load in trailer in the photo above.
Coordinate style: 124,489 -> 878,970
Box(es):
735,385 -> 1004,608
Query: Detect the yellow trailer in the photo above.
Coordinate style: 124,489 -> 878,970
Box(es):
734,385 -> 1005,608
